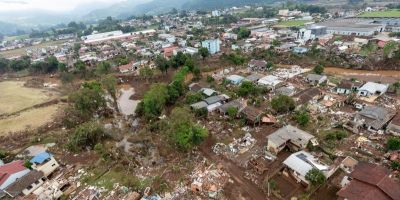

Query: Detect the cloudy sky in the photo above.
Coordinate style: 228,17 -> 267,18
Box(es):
0,0 -> 125,12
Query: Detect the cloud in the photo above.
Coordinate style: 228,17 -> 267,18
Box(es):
0,0 -> 27,4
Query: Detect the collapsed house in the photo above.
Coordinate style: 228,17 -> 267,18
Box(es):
3,170 -> 46,198
240,106 -> 263,125
248,59 -> 269,71
293,88 -> 323,106
266,125 -> 317,155
353,106 -> 396,132
387,113 -> 400,136
336,80 -> 363,95
305,74 -> 327,86
337,162 -> 400,200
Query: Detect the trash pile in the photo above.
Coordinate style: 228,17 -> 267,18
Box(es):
213,133 -> 256,158
190,163 -> 230,199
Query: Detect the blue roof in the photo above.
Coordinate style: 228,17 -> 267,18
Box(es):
30,152 -> 53,164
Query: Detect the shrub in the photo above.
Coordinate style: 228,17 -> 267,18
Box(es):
68,121 -> 107,151
305,168 -> 326,186
387,137 -> 400,151
271,95 -> 296,113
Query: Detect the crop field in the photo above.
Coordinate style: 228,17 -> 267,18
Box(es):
0,81 -> 56,115
0,104 -> 61,135
358,9 -> 400,18
275,20 -> 311,28
0,40 -> 68,58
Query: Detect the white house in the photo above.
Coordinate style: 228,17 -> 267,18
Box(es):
201,39 -> 221,55
357,82 -> 388,97
267,125 -> 316,155
257,75 -> 282,89
30,152 -> 59,177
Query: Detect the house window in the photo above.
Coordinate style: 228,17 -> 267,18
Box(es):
26,185 -> 33,190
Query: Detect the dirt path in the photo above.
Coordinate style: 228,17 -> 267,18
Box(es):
325,67 -> 400,84
199,136 -> 269,200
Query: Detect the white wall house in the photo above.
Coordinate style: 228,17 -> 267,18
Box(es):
30,152 -> 59,177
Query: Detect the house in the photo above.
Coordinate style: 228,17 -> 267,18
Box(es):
30,152 -> 59,177
190,101 -> 208,110
3,170 -> 45,198
340,156 -> 359,174
292,47 -> 309,54
223,33 -> 238,40
266,125 -> 316,155
245,74 -> 264,83
293,88 -> 323,105
218,99 -> 246,115
337,80 -> 355,94
305,74 -> 327,85
240,106 -> 263,125
283,151 -> 337,186
354,106 -> 396,131
276,86 -> 296,96
337,162 -> 400,200
226,75 -> 245,85
0,160 -> 30,190
248,59 -> 268,71
201,39 -> 221,54
358,82 -> 389,97
387,113 -> 400,136
204,95 -> 229,105
257,75 -> 282,89
201,88 -> 217,97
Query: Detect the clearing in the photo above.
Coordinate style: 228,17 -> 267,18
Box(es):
0,104 -> 62,135
0,81 -> 57,115
275,20 -> 311,28
0,40 -> 68,58
358,9 -> 400,18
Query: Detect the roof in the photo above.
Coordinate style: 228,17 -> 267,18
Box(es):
30,152 -> 53,165
390,113 -> 400,126
204,95 -> 226,105
190,101 -> 208,110
188,83 -> 203,92
245,74 -> 264,82
0,160 -> 28,187
248,59 -> 266,68
359,82 -> 388,93
258,75 -> 282,87
226,75 -> 245,84
283,151 -> 329,184
276,86 -> 295,96
293,88 -> 321,105
240,106 -> 263,122
338,79 -> 354,90
4,170 -> 44,197
267,125 -> 315,148
337,162 -> 400,200
218,99 -> 245,113
306,74 -> 326,81
356,106 -> 396,130
201,88 -> 217,97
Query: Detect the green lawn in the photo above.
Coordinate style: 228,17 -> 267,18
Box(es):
275,20 -> 311,28
358,9 -> 400,18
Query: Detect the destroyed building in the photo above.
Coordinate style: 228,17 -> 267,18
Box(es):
353,106 -> 396,132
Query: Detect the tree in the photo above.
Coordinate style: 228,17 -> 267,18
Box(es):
313,64 -> 324,75
294,110 -> 310,126
139,66 -> 154,83
155,55 -> 169,74
169,107 -> 208,151
74,60 -> 87,77
101,75 -> 118,112
271,95 -> 296,113
58,62 -> 68,72
387,137 -> 400,151
305,168 -> 326,186
68,121 -> 107,151
137,83 -> 169,120
227,107 -> 238,119
185,92 -> 204,104
271,39 -> 281,47
199,47 -> 210,60
96,61 -> 112,75
69,81 -> 107,120
234,27 -> 251,39
237,81 -> 257,97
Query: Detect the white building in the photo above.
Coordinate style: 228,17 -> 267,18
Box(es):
30,152 -> 59,177
267,125 -> 316,155
358,82 -> 388,97
257,75 -> 282,89
201,39 -> 221,55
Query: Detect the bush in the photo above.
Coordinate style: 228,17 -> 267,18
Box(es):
227,107 -> 238,119
193,107 -> 208,118
185,92 -> 204,104
206,75 -> 215,83
305,168 -> 326,186
294,110 -> 310,126
271,95 -> 296,113
313,64 -> 324,75
68,121 -> 107,151
387,137 -> 400,151
325,130 -> 348,141
391,161 -> 400,170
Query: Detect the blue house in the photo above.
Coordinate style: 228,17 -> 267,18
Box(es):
201,39 -> 221,54
226,75 -> 245,85
30,152 -> 59,177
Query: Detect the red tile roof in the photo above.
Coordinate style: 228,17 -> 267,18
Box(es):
0,160 -> 27,186
337,162 -> 400,200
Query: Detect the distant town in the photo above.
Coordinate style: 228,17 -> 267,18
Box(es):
1,2 -> 400,200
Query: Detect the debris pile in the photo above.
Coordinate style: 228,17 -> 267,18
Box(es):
213,133 -> 256,158
190,163 -> 230,199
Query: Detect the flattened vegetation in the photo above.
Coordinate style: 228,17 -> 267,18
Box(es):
0,81 -> 55,115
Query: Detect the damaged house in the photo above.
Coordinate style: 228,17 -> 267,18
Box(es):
358,82 -> 389,97
3,170 -> 46,198
305,74 -> 327,86
266,125 -> 317,155
293,88 -> 323,106
283,151 -> 338,186
248,59 -> 269,71
337,162 -> 400,200
30,152 -> 59,177
387,113 -> 400,136
353,106 -> 396,132
336,80 -> 363,95
240,106 -> 263,125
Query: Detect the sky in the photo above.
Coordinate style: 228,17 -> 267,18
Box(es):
0,0 -> 125,12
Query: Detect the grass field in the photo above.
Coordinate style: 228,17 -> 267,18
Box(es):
0,104 -> 61,135
0,81 -> 56,115
275,20 -> 311,28
0,40 -> 68,58
4,34 -> 30,42
358,9 -> 400,18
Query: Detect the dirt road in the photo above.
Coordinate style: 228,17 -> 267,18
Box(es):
199,136 -> 271,200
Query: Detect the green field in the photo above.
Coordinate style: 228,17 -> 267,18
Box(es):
358,9 -> 400,18
275,20 -> 311,28
0,40 -> 68,58
4,34 -> 29,42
